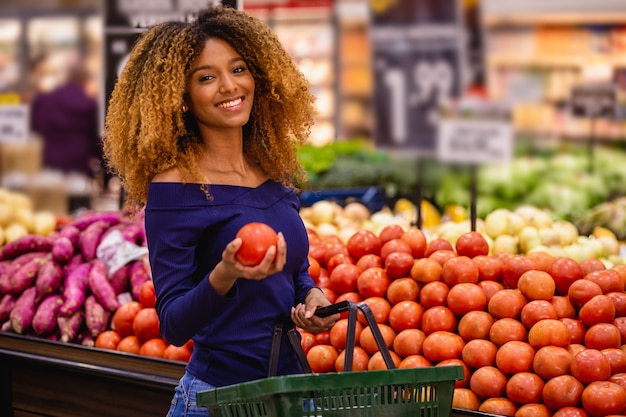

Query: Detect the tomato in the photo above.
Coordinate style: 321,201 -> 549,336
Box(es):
501,255 -> 536,290
328,263 -> 361,294
496,340 -> 535,374
422,331 -> 465,362
386,277 -> 419,305
95,330 -> 121,350
356,267 -> 390,298
424,238 -> 454,257
581,381 -> 626,417
515,404 -> 552,417
308,255 -> 321,282
561,318 -> 586,345
506,371 -> 545,405
421,305 -> 457,335
384,251 -> 414,280
528,319 -> 570,349
614,317 -> 626,344
400,228 -> 427,259
470,365 -> 508,398
335,346 -> 369,372
478,398 -> 518,416
455,231 -> 489,258
533,345 -> 572,380
446,282 -> 487,315
568,279 -> 603,308
579,294 -> 616,327
602,348 -> 626,374
552,407 -> 589,417
379,239 -> 412,263
419,281 -> 450,309
359,323 -> 396,354
488,288 -> 527,320
163,343 -> 192,362
580,258 -> 606,276
326,253 -> 354,275
320,287 -> 337,304
473,254 -> 504,282
437,358 -> 471,388
314,330 -> 331,346
526,251 -> 556,272
346,230 -> 381,260
585,269 -> 624,294
355,253 -> 383,271
398,354 -> 432,368
551,295 -> 577,319
548,257 -> 585,296
489,317 -> 528,347
235,222 -> 278,266
139,280 -> 157,308
323,242 -> 350,267
410,257 -> 442,285
117,335 -> 141,354
388,300 -> 423,332
378,224 -> 405,244
607,292 -> 626,317
542,375 -> 584,411
112,301 -> 143,338
462,338 -> 498,369
367,350 -> 402,370
306,344 -> 339,373
133,307 -> 161,343
429,249 -> 457,267
609,372 -> 626,391
477,279 -> 504,303
139,338 -> 168,358
452,388 -> 480,411
442,255 -> 479,285
518,270 -> 555,301
334,292 -> 362,319
585,323 -> 621,350
457,310 -> 494,341
392,328 -> 425,357
329,318 -> 363,350
521,300 -> 558,329
571,348 -> 612,384
299,330 -> 317,355
358,296 -> 391,325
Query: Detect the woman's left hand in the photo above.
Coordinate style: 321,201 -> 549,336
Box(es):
291,288 -> 338,333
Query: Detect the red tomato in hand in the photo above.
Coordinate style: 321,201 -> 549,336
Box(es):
235,222 -> 278,266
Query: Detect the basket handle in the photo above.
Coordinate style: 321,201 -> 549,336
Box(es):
315,301 -> 397,371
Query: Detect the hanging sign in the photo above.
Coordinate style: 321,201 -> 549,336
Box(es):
570,83 -> 616,119
0,105 -> 29,143
369,0 -> 463,155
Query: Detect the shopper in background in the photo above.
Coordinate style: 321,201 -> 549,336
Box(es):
30,58 -> 102,178
102,6 -> 337,416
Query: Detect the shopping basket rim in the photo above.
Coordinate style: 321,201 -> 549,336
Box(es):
197,364 -> 464,407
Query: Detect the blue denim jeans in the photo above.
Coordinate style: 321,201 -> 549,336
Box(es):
166,371 -> 215,417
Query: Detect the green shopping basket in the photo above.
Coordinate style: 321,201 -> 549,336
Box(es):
197,301 -> 464,417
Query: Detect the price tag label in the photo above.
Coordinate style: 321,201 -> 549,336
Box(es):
437,119 -> 513,165
571,83 -> 616,118
0,105 -> 29,142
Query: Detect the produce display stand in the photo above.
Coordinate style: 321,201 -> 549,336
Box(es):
0,332 -> 185,417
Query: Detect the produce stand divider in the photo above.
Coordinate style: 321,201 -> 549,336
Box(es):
0,332 -> 185,417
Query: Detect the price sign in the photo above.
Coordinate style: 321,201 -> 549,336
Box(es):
370,0 -> 463,155
570,83 -> 616,119
0,105 -> 29,143
437,119 -> 513,165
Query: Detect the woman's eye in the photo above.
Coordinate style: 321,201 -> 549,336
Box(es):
199,74 -> 214,82
233,66 -> 247,74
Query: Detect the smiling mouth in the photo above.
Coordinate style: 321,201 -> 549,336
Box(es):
217,97 -> 243,109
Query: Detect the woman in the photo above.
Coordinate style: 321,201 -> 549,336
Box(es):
102,7 -> 337,416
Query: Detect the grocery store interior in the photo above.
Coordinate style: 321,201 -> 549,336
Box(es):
1,0 -> 626,224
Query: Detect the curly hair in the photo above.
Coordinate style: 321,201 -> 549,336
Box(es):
102,6 -> 316,210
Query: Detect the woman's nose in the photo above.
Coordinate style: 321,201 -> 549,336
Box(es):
219,75 -> 236,94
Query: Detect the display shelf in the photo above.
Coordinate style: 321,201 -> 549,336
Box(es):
0,332 -> 185,417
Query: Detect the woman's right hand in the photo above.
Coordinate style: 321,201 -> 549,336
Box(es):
209,232 -> 287,294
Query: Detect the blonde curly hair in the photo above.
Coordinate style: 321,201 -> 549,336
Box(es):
102,6 -> 316,210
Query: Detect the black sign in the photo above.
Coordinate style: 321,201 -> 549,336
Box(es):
369,0 -> 463,155
570,83 -> 616,119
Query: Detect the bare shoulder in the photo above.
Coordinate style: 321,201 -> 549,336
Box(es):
152,167 -> 182,183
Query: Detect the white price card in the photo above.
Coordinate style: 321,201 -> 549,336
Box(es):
437,119 -> 513,165
0,105 -> 29,143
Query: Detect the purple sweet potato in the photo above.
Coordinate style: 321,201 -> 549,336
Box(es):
8,254 -> 48,294
84,294 -> 110,338
32,294 -> 64,335
51,236 -> 74,265
35,259 -> 65,298
0,234 -> 54,261
72,211 -> 121,231
59,262 -> 92,317
129,260 -> 150,301
58,223 -> 81,247
122,223 -> 143,245
10,286 -> 37,334
58,310 -> 84,343
88,259 -> 120,312
0,294 -> 16,322
108,263 -> 131,295
78,220 -> 110,261
64,253 -> 85,276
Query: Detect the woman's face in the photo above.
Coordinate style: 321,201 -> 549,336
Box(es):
185,37 -> 255,133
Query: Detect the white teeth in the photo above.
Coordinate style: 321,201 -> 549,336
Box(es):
217,98 -> 242,108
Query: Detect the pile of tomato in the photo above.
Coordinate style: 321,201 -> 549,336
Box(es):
302,225 -> 626,417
